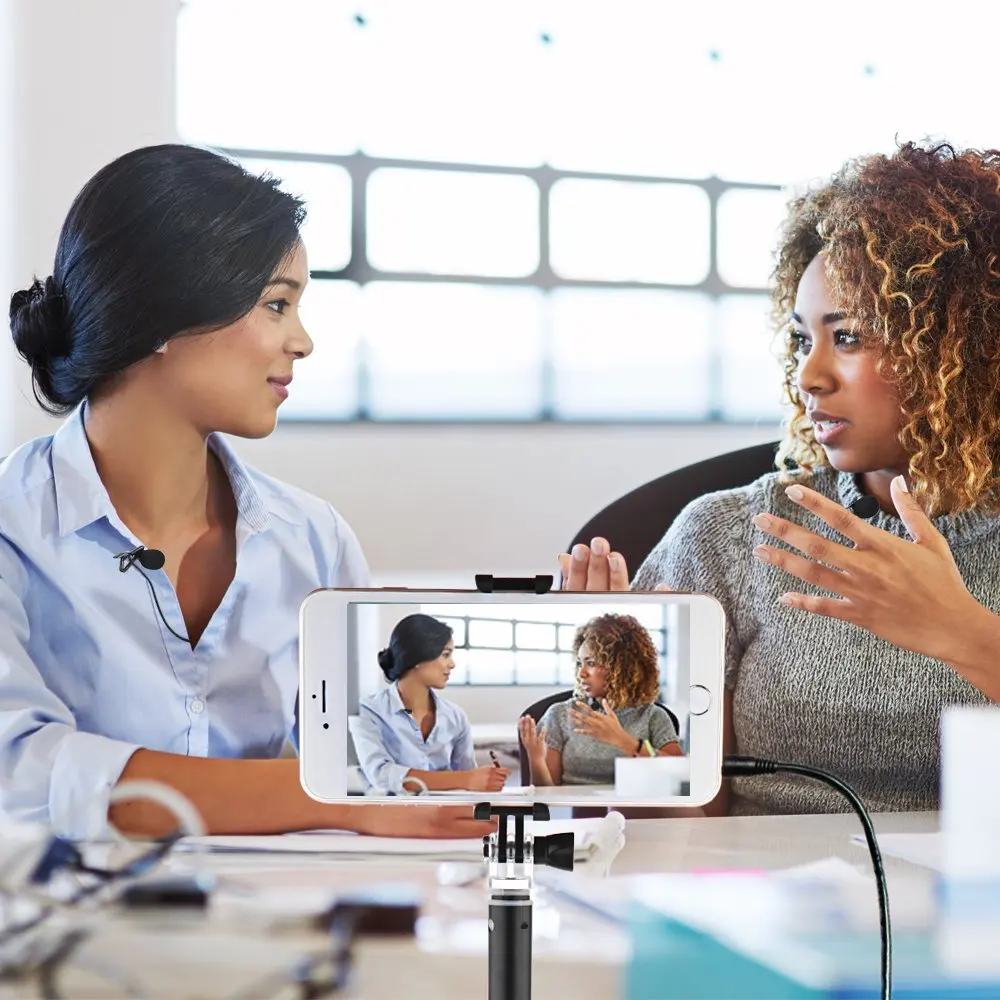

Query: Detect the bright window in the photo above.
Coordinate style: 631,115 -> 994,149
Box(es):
426,603 -> 669,688
177,0 -> 998,424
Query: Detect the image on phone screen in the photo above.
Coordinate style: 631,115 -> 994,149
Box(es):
300,591 -> 724,808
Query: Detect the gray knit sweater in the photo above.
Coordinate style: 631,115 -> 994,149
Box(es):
632,466 -> 995,815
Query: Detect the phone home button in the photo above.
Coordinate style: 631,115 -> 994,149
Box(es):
689,685 -> 711,716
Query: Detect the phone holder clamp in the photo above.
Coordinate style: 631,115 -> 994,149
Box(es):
474,575 -> 553,595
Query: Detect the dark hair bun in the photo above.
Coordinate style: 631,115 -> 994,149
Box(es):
377,647 -> 396,681
9,276 -> 71,367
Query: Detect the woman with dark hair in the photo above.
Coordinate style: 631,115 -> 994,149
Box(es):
518,613 -> 681,786
0,144 -> 488,841
563,141 -> 1000,815
352,614 -> 510,794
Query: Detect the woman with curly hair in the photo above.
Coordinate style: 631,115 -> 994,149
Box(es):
562,141 -> 1000,815
518,613 -> 682,786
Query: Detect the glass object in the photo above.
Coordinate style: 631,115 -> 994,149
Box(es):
358,0 -> 546,167
362,282 -> 544,419
514,650 -> 561,685
549,289 -> 714,418
716,187 -> 788,289
467,619 -> 514,649
367,168 -> 539,277
515,622 -> 557,651
465,650 -> 515,685
239,158 -> 352,272
176,0 -> 364,155
550,180 -> 710,284
717,294 -> 787,422
280,281 -> 361,419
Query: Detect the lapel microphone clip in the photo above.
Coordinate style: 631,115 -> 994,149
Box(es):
114,545 -> 189,644
847,495 -> 880,520
116,545 -> 166,573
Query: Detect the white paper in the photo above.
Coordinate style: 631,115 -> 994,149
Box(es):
850,831 -> 942,871
180,816 -> 614,860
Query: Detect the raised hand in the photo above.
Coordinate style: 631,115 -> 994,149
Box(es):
517,715 -> 548,761
568,698 -> 632,753
558,538 -> 630,591
753,476 -> 992,667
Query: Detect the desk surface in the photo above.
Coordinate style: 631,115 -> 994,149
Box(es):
2,811 -> 938,1000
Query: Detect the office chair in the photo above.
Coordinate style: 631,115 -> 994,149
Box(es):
517,689 -> 681,786
566,440 -> 782,576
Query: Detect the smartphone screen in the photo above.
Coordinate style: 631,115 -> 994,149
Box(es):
300,591 -> 723,807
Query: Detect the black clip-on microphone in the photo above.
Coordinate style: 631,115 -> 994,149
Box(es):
117,545 -> 166,573
847,494 -> 880,520
115,545 -> 190,644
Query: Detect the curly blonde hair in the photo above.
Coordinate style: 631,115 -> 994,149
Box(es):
571,613 -> 660,710
772,141 -> 1000,515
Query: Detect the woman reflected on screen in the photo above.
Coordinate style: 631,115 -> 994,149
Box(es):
519,613 -> 681,787
352,614 -> 510,794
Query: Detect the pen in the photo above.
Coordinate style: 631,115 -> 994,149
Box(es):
643,740 -> 656,757
489,750 -> 502,769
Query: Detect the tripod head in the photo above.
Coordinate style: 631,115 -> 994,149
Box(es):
476,803 -> 574,893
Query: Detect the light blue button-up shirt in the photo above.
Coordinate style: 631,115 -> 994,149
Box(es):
352,683 -> 476,794
0,407 -> 369,839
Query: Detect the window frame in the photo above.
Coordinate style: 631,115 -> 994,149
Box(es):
225,146 -> 782,424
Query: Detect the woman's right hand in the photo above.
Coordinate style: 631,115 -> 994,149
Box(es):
558,538 -> 630,591
466,765 -> 510,792
517,716 -> 548,761
353,804 -> 497,839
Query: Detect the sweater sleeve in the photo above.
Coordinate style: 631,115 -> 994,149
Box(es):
632,488 -> 753,690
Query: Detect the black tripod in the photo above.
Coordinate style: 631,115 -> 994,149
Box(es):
475,803 -> 575,1000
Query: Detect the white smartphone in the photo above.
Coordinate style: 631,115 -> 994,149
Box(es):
299,589 -> 725,808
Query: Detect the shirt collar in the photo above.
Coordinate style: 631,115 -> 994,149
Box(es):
388,682 -> 438,716
52,406 -> 302,538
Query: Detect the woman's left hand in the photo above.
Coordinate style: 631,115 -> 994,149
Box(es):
752,475 -> 988,664
569,698 -> 633,752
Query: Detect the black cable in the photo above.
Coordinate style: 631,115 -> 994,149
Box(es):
723,755 -> 891,1000
122,559 -> 190,645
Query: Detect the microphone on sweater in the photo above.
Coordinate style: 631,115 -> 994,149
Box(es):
848,495 -> 880,519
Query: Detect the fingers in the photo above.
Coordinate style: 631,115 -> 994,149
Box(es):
586,538 -> 611,590
562,544 -> 592,590
518,717 -> 539,745
753,544 -> 856,598
752,512 -> 855,571
559,539 -> 625,591
431,807 -> 497,839
778,591 -> 858,624
607,551 -> 630,591
890,475 -> 947,551
782,483 -> 880,547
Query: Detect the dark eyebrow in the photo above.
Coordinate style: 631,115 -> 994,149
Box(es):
265,277 -> 302,291
791,310 -> 848,325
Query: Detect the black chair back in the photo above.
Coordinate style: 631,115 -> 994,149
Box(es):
517,689 -> 681,786
567,440 -> 781,576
